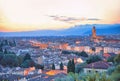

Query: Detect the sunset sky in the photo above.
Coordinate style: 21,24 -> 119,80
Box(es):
0,0 -> 120,32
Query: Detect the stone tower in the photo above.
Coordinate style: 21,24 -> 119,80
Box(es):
92,26 -> 97,39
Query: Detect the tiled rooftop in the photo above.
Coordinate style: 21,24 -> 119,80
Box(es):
84,61 -> 110,69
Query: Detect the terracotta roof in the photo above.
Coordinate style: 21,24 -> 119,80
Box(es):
103,53 -> 116,58
46,70 -> 67,76
84,61 -> 110,69
103,53 -> 111,58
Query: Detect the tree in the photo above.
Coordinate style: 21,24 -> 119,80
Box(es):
17,55 -> 24,66
52,63 -> 55,70
4,40 -> 9,45
86,55 -> 102,64
23,53 -> 31,62
67,60 -> 72,73
0,47 -> 3,61
111,65 -> 120,81
0,54 -> 3,62
67,59 -> 75,73
0,42 -> 3,47
60,62 -> 64,70
0,47 -> 3,53
13,40 -> 16,46
0,54 -> 19,67
21,59 -> 35,68
35,64 -> 44,70
55,72 -> 112,81
91,47 -> 96,52
62,50 -> 71,54
75,63 -> 87,73
80,51 -> 88,57
4,49 -> 8,54
62,51 -> 88,57
114,54 -> 120,65
107,66 -> 115,75
21,53 -> 36,68
71,59 -> 75,73
9,40 -> 16,47
107,56 -> 116,63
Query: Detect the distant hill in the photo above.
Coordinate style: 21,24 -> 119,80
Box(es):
0,24 -> 120,37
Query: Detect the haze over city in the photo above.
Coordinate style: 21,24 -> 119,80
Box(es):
0,0 -> 120,32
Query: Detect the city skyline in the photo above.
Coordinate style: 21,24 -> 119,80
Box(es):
0,0 -> 120,80
0,0 -> 120,32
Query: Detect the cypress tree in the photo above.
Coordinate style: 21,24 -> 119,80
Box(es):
4,40 -> 9,45
0,42 -> 3,47
67,60 -> 73,73
67,59 -> 75,73
52,63 -> 55,70
0,47 -> 3,53
23,53 -> 31,62
4,49 -> 8,54
72,59 -> 75,73
13,40 -> 16,46
67,60 -> 71,73
60,62 -> 64,70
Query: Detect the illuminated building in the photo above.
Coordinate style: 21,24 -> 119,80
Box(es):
59,43 -> 68,50
91,26 -> 103,41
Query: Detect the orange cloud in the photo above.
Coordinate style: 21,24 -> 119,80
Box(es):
0,25 -> 10,32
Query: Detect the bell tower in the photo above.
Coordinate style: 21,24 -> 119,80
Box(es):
92,26 -> 96,39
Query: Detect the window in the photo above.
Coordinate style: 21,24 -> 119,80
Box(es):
95,71 -> 98,73
87,70 -> 91,73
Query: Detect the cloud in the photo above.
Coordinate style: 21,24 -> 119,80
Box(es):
48,15 -> 101,24
87,18 -> 100,21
